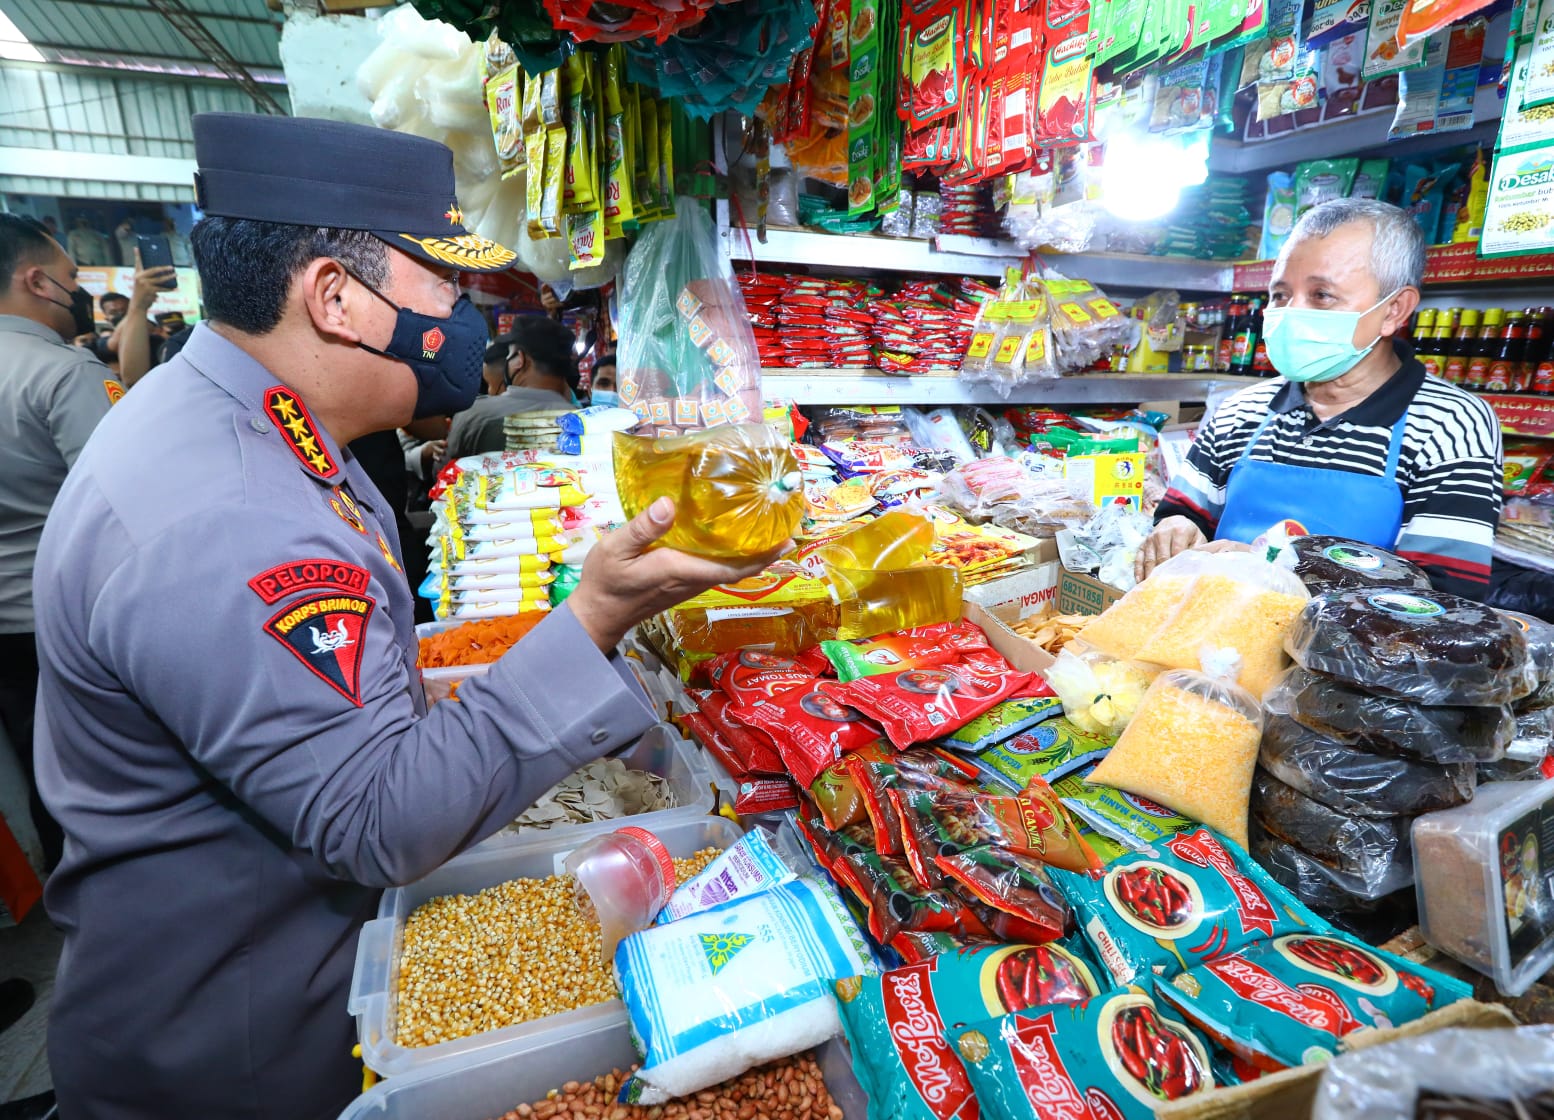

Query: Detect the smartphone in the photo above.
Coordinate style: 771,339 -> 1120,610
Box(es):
135,234 -> 178,289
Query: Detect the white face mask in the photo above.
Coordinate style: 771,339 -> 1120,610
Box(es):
1262,290 -> 1399,384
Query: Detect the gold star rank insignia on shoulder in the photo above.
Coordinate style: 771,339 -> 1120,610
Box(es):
264,385 -> 339,480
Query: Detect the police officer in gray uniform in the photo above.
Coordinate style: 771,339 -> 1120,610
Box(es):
33,114 -> 782,1120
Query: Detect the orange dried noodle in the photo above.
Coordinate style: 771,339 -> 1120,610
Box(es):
1075,574 -> 1193,658
1132,576 -> 1307,699
418,613 -> 545,669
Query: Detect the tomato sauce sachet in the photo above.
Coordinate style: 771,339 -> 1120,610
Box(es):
707,648 -> 819,706
820,620 -> 992,682
731,686 -> 885,787
687,689 -> 785,775
1154,933 -> 1470,1073
823,651 -> 1054,749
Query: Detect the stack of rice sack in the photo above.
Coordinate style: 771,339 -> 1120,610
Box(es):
1251,536 -> 1534,921
423,451 -> 594,620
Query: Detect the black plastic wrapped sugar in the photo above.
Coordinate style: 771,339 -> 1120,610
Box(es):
1264,666 -> 1513,764
1499,609 -> 1554,712
1250,770 -> 1415,900
1285,589 -> 1530,707
1259,712 -> 1476,818
1477,709 -> 1553,783
1287,536 -> 1432,595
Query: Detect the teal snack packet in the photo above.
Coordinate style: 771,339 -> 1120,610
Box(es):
1054,776 -> 1195,851
835,942 -> 1107,1120
1050,826 -> 1326,987
968,716 -> 1111,792
1153,933 -> 1472,1072
954,987 -> 1216,1119
940,695 -> 1065,752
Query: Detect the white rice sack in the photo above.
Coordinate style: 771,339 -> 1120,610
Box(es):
616,877 -> 873,1105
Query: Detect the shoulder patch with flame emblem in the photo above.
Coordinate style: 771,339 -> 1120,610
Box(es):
104,380 -> 125,406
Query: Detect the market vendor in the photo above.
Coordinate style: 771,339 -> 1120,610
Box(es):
1139,198 -> 1502,598
32,113 -> 783,1120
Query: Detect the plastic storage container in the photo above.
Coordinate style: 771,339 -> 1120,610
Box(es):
337,1019 -> 867,1120
415,620 -> 492,705
350,815 -> 744,1078
472,723 -> 716,849
1414,779 -> 1554,997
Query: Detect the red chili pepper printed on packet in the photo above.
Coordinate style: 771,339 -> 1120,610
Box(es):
954,987 -> 1215,1119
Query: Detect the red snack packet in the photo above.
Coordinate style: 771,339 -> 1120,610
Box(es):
797,810 -> 989,945
731,778 -> 800,815
890,929 -> 997,965
731,687 -> 884,787
707,648 -> 817,706
690,690 -> 784,775
894,777 -> 1103,881
823,651 -> 1053,749
810,741 -> 893,830
819,619 -> 991,681
845,747 -> 978,856
936,846 -> 1072,944
681,712 -> 752,781
793,645 -> 835,677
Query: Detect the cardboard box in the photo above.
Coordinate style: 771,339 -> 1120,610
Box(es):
963,601 -> 1055,675
1157,999 -> 1517,1120
1057,569 -> 1127,616
963,540 -> 1061,626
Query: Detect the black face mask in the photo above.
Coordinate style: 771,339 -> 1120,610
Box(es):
43,274 -> 96,337
344,268 -> 489,419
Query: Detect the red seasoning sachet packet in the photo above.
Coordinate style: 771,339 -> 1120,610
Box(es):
822,649 -> 1055,749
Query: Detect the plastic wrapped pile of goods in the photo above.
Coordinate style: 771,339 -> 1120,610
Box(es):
422,452 -> 598,620
1255,582 -> 1536,924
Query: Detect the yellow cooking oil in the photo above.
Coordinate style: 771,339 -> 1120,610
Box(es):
829,564 -> 964,641
799,510 -> 936,574
614,424 -> 803,559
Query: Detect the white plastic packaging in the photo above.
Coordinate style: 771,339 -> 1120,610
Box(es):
1413,780 -> 1554,996
615,877 -> 873,1104
656,828 -> 794,924
1315,1025 -> 1554,1120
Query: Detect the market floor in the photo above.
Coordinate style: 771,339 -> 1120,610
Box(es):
0,908 -> 59,1103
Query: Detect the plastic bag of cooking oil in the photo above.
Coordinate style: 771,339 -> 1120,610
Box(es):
617,196 -> 763,433
614,422 -> 802,559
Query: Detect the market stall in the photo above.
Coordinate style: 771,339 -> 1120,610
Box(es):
306,0 -> 1554,1115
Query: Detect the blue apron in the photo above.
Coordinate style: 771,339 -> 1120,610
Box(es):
1216,409 -> 1409,548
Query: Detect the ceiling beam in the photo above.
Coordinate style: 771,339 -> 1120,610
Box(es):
48,0 -> 281,27
145,0 -> 287,113
19,42 -> 286,82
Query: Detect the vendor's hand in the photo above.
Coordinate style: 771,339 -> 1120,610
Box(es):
568,497 -> 790,653
1191,539 -> 1256,557
419,440 -> 446,471
1136,515 -> 1208,582
129,265 -> 176,310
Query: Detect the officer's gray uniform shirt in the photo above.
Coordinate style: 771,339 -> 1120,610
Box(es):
33,323 -> 654,1120
0,314 -> 118,633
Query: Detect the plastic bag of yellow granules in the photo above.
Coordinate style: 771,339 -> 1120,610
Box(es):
1086,668 -> 1264,849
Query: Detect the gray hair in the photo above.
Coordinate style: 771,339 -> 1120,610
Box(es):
1278,198 -> 1426,294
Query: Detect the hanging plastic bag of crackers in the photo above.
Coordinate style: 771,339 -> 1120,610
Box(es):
616,196 -> 763,434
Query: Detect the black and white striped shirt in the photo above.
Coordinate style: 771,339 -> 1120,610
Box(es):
1156,345 -> 1503,597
